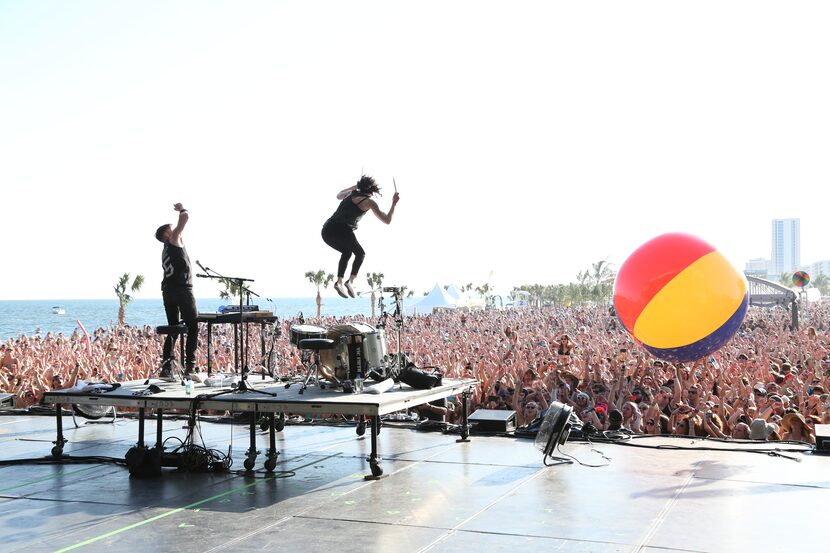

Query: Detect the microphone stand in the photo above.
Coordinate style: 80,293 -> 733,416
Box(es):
196,263 -> 274,397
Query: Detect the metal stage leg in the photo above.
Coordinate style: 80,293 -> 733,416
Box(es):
137,408 -> 146,448
263,413 -> 278,472
243,410 -> 258,471
51,403 -> 67,457
457,389 -> 471,443
233,324 -> 239,374
156,409 -> 164,449
364,415 -> 384,480
206,323 -> 213,375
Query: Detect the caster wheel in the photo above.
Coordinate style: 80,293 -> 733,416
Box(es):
320,383 -> 326,390
264,458 -> 277,472
243,457 -> 256,471
370,463 -> 383,477
259,419 -> 269,432
284,383 -> 290,389
299,388 -> 304,395
276,416 -> 285,432
51,446 -> 63,457
356,421 -> 366,436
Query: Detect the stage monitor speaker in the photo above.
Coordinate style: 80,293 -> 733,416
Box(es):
815,424 -> 830,454
469,409 -> 516,433
0,393 -> 14,409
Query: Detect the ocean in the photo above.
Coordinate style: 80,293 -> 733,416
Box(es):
0,297 -> 387,340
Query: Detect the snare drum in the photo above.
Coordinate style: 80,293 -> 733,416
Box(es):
290,324 -> 327,347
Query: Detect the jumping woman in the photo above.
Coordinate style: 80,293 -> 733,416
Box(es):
321,175 -> 400,298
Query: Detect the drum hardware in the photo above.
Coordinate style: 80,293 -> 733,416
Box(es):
296,337 -> 337,393
377,286 -> 407,380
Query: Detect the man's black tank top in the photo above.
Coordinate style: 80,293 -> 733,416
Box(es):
327,192 -> 369,230
161,242 -> 192,290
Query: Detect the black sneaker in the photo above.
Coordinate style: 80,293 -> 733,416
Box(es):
158,369 -> 177,382
158,359 -> 178,382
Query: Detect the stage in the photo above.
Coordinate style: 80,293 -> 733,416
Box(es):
0,408 -> 825,553
0,384 -> 830,553
42,377 -> 478,477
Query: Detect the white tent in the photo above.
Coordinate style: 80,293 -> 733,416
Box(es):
406,283 -> 458,315
446,284 -> 466,302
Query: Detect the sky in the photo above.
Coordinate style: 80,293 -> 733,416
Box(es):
1,1 -> 828,300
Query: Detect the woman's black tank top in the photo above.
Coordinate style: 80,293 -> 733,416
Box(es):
327,192 -> 369,230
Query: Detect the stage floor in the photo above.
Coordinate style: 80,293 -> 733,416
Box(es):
0,413 -> 825,553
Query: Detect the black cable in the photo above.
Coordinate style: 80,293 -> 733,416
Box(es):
569,433 -> 811,462
0,455 -> 127,466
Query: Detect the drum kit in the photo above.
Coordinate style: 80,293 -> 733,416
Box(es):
287,286 -> 406,393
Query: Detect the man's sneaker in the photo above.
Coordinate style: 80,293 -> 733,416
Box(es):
158,359 -> 178,382
334,282 -> 349,298
344,282 -> 357,298
158,368 -> 177,383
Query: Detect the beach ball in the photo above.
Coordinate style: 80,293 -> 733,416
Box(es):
792,271 -> 810,288
613,233 -> 748,363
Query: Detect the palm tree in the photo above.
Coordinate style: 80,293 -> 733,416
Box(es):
305,270 -> 334,319
587,260 -> 616,303
366,272 -> 384,319
114,273 -> 144,325
779,272 -> 793,287
475,283 -> 492,304
813,273 -> 829,296
218,278 -> 243,301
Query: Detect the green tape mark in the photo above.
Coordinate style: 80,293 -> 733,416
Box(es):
54,476 -> 276,553
55,452 -> 341,552
0,465 -> 100,494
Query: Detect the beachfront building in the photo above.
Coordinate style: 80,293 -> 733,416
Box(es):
771,218 -> 800,275
807,260 -> 830,277
744,257 -> 771,279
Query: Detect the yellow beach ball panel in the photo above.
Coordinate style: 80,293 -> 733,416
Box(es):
632,250 -> 748,349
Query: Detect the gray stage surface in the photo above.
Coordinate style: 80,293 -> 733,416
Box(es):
0,411 -> 825,553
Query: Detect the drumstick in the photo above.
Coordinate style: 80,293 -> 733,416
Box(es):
393,177 -> 397,193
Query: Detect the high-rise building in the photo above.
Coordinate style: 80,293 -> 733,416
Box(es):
771,218 -> 800,275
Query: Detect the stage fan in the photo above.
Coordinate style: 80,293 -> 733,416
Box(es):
534,401 -> 574,465
72,403 -> 117,427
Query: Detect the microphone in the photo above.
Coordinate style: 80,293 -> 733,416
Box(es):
196,260 -> 209,273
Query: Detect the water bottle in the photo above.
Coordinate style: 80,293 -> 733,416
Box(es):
185,377 -> 192,395
354,369 -> 364,393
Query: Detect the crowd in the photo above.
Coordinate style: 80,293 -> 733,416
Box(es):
2,302 -> 829,444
